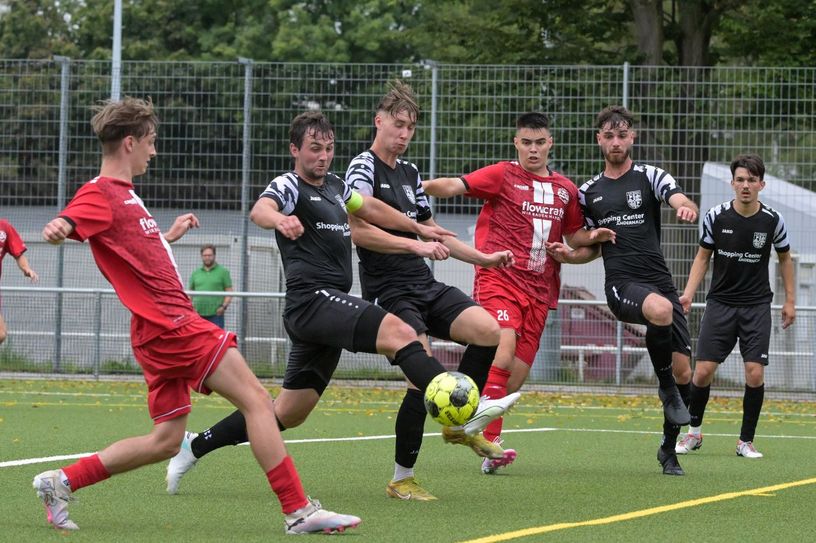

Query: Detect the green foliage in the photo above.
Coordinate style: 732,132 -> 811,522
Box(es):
1,0 -> 811,67
717,0 -> 816,66
0,0 -> 80,59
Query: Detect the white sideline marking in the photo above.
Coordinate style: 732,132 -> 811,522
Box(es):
4,426 -> 815,469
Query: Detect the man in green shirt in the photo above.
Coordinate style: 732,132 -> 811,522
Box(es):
189,244 -> 233,329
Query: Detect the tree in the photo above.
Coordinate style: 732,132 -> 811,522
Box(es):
0,0 -> 79,58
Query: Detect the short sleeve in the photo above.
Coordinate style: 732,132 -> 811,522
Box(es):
1,221 -> 27,257
462,163 -> 506,199
260,174 -> 299,215
773,212 -> 790,253
61,183 -> 114,241
561,183 -> 585,236
345,153 -> 375,197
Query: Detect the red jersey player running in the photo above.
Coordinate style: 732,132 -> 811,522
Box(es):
0,218 -> 39,344
34,97 -> 359,534
424,112 -> 613,474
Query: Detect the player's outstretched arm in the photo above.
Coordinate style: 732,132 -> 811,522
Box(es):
348,213 -> 450,260
164,213 -> 200,243
567,227 -> 616,247
42,217 -> 74,245
668,193 -> 699,223
14,254 -> 38,283
425,218 -> 512,267
421,177 -> 467,199
545,240 -> 600,264
778,250 -> 796,329
352,194 -> 454,239
250,197 -> 304,240
679,247 -> 712,314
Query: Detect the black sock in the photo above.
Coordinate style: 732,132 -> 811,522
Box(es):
688,383 -> 711,427
740,383 -> 764,442
457,345 -> 497,393
677,382 -> 691,407
394,389 -> 426,470
661,419 -> 681,451
190,410 -> 248,459
646,324 -> 675,389
394,341 -> 445,391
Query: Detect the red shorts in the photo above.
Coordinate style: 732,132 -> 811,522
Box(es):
132,317 -> 237,424
474,278 -> 550,366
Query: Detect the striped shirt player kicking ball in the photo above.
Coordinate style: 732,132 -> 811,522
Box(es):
34,97 -> 360,534
424,112 -> 614,476
578,105 -> 698,476
675,154 -> 795,459
164,112 -> 516,508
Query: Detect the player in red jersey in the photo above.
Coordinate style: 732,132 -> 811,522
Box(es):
32,97 -> 359,535
424,112 -> 613,474
0,218 -> 39,343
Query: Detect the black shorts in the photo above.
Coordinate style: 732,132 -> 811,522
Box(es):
696,299 -> 771,365
368,280 -> 477,341
283,288 -> 388,394
605,281 -> 692,356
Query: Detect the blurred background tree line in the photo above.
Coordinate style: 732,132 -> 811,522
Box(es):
1,0 -> 814,67
0,0 -> 814,215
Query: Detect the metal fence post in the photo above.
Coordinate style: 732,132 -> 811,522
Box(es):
54,55 -> 71,372
238,57 -> 254,353
111,0 -> 122,101
93,291 -> 102,379
622,61 -> 630,108
615,320 -> 623,386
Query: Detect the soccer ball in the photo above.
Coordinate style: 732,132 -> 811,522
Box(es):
424,371 -> 480,426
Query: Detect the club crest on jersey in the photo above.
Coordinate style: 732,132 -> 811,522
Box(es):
753,232 -> 767,249
557,187 -> 570,204
626,190 -> 642,209
0,231 -> 6,242
402,185 -> 416,205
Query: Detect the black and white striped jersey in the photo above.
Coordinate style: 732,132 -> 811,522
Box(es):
700,200 -> 790,305
345,150 -> 434,297
259,171 -> 354,296
579,163 -> 684,289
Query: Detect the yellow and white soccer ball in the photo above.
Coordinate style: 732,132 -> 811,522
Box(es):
424,371 -> 480,426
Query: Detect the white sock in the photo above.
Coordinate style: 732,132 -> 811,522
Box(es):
393,463 -> 414,482
689,425 -> 702,436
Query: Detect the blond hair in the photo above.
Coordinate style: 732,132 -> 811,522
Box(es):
376,80 -> 420,122
91,97 -> 158,155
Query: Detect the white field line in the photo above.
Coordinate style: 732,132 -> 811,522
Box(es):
3,426 -> 815,469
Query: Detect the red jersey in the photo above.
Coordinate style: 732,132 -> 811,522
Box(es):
61,177 -> 197,345
0,219 -> 27,281
463,161 -> 584,307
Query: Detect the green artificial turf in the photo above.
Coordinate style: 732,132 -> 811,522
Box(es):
1,380 -> 814,542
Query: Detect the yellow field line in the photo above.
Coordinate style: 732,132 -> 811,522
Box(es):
459,477 -> 816,543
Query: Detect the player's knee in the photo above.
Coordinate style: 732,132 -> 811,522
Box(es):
645,296 -> 673,325
154,432 -> 184,460
379,315 -> 418,352
472,316 -> 500,345
744,363 -> 764,387
276,411 -> 306,429
673,364 -> 692,384
0,330 -> 6,344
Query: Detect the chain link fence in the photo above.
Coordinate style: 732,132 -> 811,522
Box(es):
1,60 -> 815,392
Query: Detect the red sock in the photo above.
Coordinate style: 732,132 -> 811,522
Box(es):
483,367 -> 511,443
267,456 -> 308,514
61,454 -> 110,492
